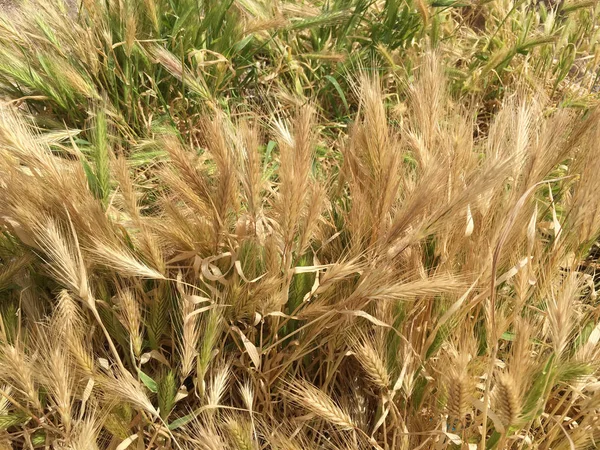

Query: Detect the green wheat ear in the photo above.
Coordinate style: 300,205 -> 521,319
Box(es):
157,369 -> 177,420
91,108 -> 111,205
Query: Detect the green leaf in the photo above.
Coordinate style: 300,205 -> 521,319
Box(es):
574,320 -> 595,350
431,0 -> 470,6
264,141 -> 277,165
324,75 -> 349,113
522,355 -> 555,422
138,369 -> 158,393
426,323 -> 450,359
233,35 -> 254,52
501,331 -> 515,341
169,408 -> 203,430
486,430 -> 502,449
517,36 -> 556,53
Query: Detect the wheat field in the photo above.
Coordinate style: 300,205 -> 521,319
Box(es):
0,0 -> 599,449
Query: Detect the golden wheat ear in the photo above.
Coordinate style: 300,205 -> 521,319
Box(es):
349,332 -> 390,390
115,287 -> 144,358
0,343 -> 43,412
87,237 -> 165,280
284,379 -> 355,431
30,215 -> 92,305
97,368 -> 158,419
493,373 -> 522,428
224,416 -> 256,450
66,413 -> 102,450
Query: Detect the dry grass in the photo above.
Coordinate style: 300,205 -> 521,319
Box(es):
0,0 -> 599,448
0,54 -> 599,448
